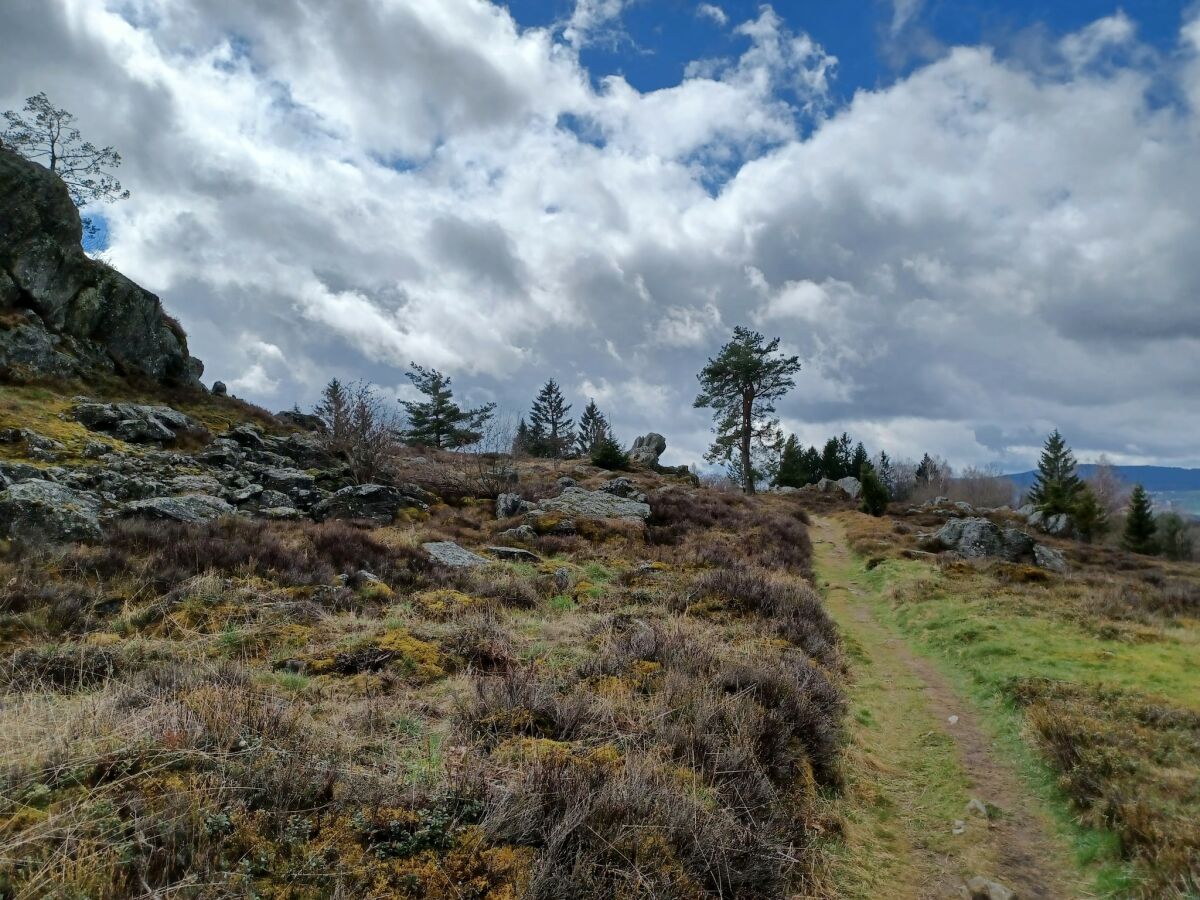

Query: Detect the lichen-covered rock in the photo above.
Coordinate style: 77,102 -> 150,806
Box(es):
919,516 -> 1065,571
0,147 -> 202,384
485,546 -> 540,562
1033,544 -> 1068,573
599,477 -> 647,502
496,492 -> 529,519
836,476 -> 862,499
72,401 -> 203,444
629,432 -> 666,466
529,486 -> 650,521
312,483 -> 425,524
0,479 -> 101,542
423,541 -> 490,568
120,494 -> 234,523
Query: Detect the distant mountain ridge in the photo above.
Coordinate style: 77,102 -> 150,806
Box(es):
1005,465 -> 1200,491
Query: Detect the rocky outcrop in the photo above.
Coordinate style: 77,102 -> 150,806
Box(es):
312,483 -> 427,524
528,486 -> 650,521
120,494 -> 234,523
629,432 -> 666,467
599,477 -> 647,503
918,517 -> 1066,570
0,147 -> 202,384
72,401 -> 204,444
0,479 -> 101,542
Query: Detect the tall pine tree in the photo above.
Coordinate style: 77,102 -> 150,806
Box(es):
575,399 -> 611,455
851,441 -> 870,478
693,327 -> 801,494
528,379 -> 574,459
820,437 -> 843,480
400,364 -> 495,449
776,435 -> 805,487
1122,484 -> 1157,555
1027,430 -> 1083,516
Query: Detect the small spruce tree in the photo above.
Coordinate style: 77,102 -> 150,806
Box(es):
400,363 -> 495,449
915,453 -> 940,486
1122,484 -> 1157,555
1027,430 -> 1083,516
528,379 -> 574,459
590,434 -> 630,470
776,434 -> 805,488
820,437 -> 843,480
1070,485 -> 1108,543
860,464 -> 890,516
512,418 -> 532,456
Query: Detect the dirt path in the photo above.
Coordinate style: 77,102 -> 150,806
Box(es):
812,515 -> 1084,899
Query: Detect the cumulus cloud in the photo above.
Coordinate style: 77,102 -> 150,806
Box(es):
697,4 -> 728,27
2,1 -> 1200,469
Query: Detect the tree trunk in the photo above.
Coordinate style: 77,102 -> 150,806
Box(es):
741,391 -> 754,495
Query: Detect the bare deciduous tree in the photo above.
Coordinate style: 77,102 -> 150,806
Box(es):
313,379 -> 399,484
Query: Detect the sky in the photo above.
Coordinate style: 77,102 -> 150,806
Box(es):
2,0 -> 1199,471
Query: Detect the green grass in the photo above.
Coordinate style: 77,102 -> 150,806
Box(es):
856,556 -> 1158,894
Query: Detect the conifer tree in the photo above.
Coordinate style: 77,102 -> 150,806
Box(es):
400,364 -> 495,449
693,327 -> 801,494
820,437 -> 842,480
776,435 -> 805,488
915,453 -> 940,486
1071,484 -> 1108,543
801,445 -> 823,484
860,464 -> 890,516
837,433 -> 854,477
851,441 -> 870,478
512,418 -> 532,456
575,399 -> 611,455
1122,484 -> 1157,554
590,434 -> 630,470
877,450 -> 894,493
1028,430 -> 1083,516
528,379 -> 574,459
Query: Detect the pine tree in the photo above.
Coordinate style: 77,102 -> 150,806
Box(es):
801,445 -> 823,484
837,433 -> 854,477
1122,484 -> 1157,555
590,434 -> 629,470
528,379 -> 574,459
820,437 -> 843,480
693,327 -> 801,494
851,441 -> 870,478
1157,513 -> 1194,562
776,435 -> 805,488
575,399 -> 610,455
860,464 -> 890,516
1070,484 -> 1108,543
877,450 -> 894,493
400,364 -> 495,449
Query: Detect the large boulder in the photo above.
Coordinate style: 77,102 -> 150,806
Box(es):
629,432 -> 666,467
312,483 -> 426,524
919,517 -> 1033,562
529,486 -> 650,521
120,494 -> 234,523
0,479 -> 101,542
836,476 -> 862,500
598,476 -> 647,502
0,147 -> 202,384
423,541 -> 490,568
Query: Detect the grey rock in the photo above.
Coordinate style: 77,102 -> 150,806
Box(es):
1033,544 -> 1068,573
262,467 -> 316,495
1042,512 -> 1074,537
1015,503 -> 1037,520
530,486 -> 650,521
918,517 -> 1034,563
496,492 -> 529,519
0,428 -> 22,443
485,546 -> 540,562
599,477 -> 647,502
836,476 -> 862,499
965,798 -> 990,818
0,461 -> 52,484
224,424 -> 267,449
227,484 -> 264,504
773,485 -> 800,495
553,567 -> 571,592
965,876 -> 1016,900
0,147 -> 202,384
556,476 -> 577,489
257,506 -> 302,520
82,440 -> 112,459
423,541 -> 491,568
629,432 -> 666,466
0,479 -> 101,542
312,483 -> 425,524
274,409 -> 324,432
816,477 -> 840,493
498,524 -> 537,543
72,401 -> 202,444
0,314 -> 80,377
168,474 -> 222,495
120,494 -> 234,523
211,380 -> 228,396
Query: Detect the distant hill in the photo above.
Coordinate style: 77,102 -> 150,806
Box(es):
1004,465 -> 1200,492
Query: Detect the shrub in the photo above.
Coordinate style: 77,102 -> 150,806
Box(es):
859,466 -> 889,516
589,435 -> 629,470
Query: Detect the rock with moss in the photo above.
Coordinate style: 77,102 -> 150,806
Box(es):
0,147 -> 202,384
423,541 -> 491,568
629,432 -> 666,466
72,400 -> 203,444
0,479 -> 101,542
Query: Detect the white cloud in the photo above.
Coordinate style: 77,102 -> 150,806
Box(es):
697,4 -> 727,27
3,3 -> 1200,470
890,0 -> 924,35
